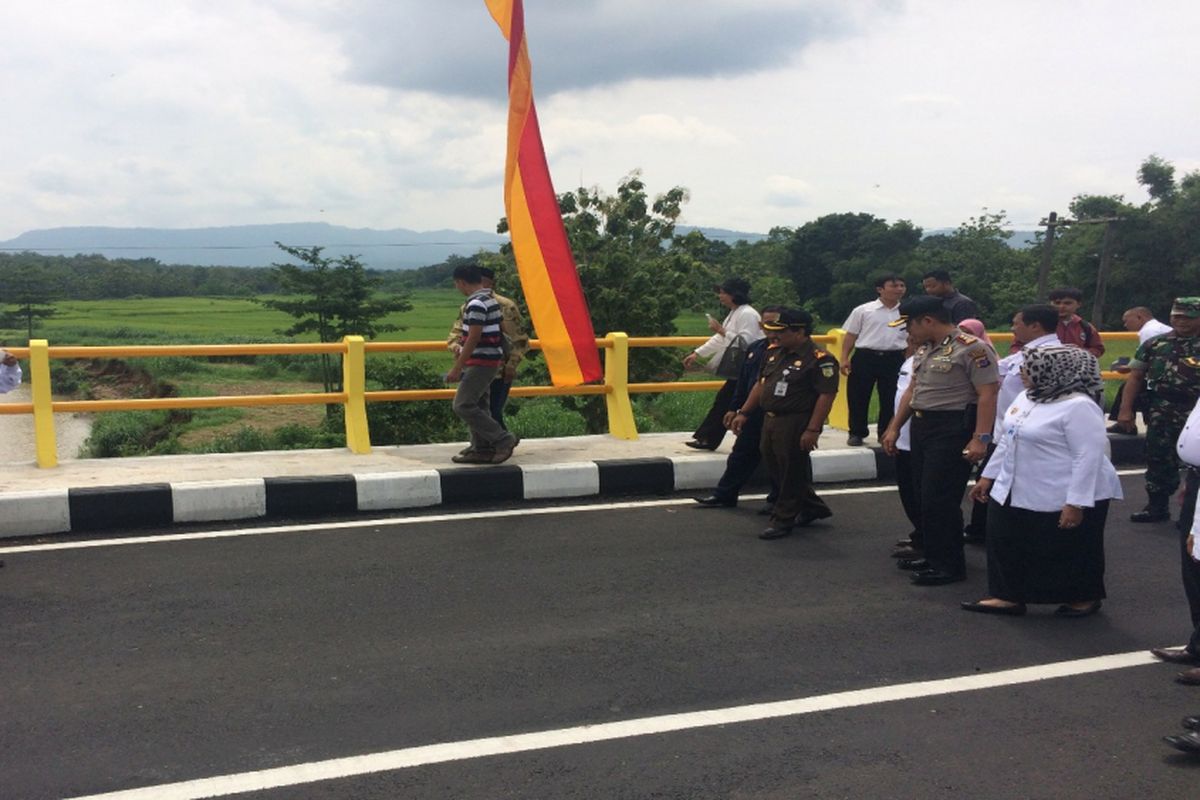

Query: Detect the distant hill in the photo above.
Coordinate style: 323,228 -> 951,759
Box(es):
0,223 -> 508,270
0,222 -> 1035,270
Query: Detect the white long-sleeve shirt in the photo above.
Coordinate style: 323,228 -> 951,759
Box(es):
693,304 -> 764,362
1139,318 -> 1172,344
0,361 -> 20,394
982,391 -> 1122,511
895,355 -> 914,451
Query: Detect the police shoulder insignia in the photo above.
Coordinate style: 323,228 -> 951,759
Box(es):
967,348 -> 986,359
821,363 -> 836,378
813,349 -> 827,358
956,333 -> 978,345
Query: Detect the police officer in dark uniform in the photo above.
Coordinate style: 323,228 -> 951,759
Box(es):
1117,296 -> 1200,523
881,296 -> 999,585
732,309 -> 839,540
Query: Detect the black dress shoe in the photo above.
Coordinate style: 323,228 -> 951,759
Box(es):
684,440 -> 719,450
960,600 -> 1027,616
1130,507 -> 1170,523
1151,647 -> 1200,665
1183,715 -> 1200,731
846,434 -> 865,446
757,505 -> 774,516
910,569 -> 966,586
1164,731 -> 1200,754
796,508 -> 833,526
897,557 -> 930,571
759,526 -> 794,540
1055,600 -> 1103,617
1177,668 -> 1200,686
693,495 -> 736,508
891,546 -> 923,559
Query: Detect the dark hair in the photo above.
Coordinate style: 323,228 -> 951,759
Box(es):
922,269 -> 952,284
760,304 -> 786,315
1048,287 -> 1083,302
452,264 -> 483,284
1017,304 -> 1059,332
719,277 -> 752,306
874,273 -> 906,290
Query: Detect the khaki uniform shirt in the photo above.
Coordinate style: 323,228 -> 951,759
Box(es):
910,329 -> 999,411
447,291 -> 530,373
758,340 -> 840,416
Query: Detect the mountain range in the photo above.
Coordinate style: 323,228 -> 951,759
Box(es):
0,222 -> 1033,270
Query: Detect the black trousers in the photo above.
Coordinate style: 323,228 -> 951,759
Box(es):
693,380 -> 737,447
1178,469 -> 1200,656
895,449 -> 921,542
760,412 -> 830,528
910,409 -> 975,576
712,409 -> 778,504
964,442 -> 998,538
847,349 -> 904,438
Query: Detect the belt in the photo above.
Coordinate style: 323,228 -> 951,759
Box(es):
912,409 -> 968,418
856,348 -> 905,355
765,411 -> 804,418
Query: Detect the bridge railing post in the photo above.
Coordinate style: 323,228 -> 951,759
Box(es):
342,336 -> 371,453
604,332 -> 638,440
825,328 -> 850,432
30,339 -> 58,468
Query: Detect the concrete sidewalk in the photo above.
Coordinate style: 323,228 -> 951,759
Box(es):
0,429 -> 1146,538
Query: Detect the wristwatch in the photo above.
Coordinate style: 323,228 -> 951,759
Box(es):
974,433 -> 993,444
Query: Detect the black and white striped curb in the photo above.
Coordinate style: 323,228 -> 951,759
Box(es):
0,436 -> 1145,538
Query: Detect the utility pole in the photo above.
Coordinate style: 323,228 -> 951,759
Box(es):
1035,211 -> 1060,300
1090,217 -> 1120,325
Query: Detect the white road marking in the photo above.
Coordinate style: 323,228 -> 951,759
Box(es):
1,469 -> 1146,556
65,648 -> 1164,800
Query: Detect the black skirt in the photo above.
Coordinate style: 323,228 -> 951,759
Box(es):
985,497 -> 1108,604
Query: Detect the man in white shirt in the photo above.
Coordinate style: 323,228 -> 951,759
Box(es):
994,305 -> 1062,435
1151,397 -> 1200,685
962,304 -> 1062,544
839,274 -> 908,446
1108,306 -> 1172,433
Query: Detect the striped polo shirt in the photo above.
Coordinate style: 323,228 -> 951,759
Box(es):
461,288 -> 504,367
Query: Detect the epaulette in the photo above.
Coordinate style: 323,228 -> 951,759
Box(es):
813,349 -> 827,358
955,333 -> 978,345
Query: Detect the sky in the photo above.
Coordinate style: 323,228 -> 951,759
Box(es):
2,0 -> 1198,243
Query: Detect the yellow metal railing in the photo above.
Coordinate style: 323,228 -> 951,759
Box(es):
1,330 -> 1135,468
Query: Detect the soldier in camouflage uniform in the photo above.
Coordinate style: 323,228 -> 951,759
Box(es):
1117,297 -> 1200,522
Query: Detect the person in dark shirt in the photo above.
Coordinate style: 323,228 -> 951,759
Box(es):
921,269 -> 979,324
731,309 -> 839,540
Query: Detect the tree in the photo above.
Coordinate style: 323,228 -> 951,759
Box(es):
783,213 -> 922,325
911,209 -> 1036,325
260,243 -> 412,400
1138,154 -> 1177,203
492,171 -> 701,432
2,263 -> 58,340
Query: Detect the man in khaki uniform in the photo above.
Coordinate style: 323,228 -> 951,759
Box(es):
882,295 -> 999,586
732,308 -> 839,540
447,266 -> 529,430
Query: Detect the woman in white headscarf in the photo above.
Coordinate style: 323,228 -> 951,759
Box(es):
963,346 -> 1121,617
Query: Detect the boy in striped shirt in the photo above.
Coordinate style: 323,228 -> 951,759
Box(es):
446,265 -> 520,464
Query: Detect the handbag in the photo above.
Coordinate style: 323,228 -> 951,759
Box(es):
713,334 -> 749,380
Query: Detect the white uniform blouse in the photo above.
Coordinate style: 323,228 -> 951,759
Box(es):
994,333 -> 1061,437
693,304 -> 764,363
982,391 -> 1123,511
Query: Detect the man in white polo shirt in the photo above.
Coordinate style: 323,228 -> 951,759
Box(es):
839,274 -> 908,446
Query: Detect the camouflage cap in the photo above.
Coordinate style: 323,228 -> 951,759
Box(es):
1172,297 -> 1200,318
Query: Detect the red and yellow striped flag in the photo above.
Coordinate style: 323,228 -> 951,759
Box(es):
485,0 -> 602,386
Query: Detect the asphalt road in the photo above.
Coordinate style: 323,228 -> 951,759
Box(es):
4,474 -> 1200,799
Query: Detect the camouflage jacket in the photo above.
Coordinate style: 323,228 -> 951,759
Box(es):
1131,333 -> 1200,405
447,291 -> 530,373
